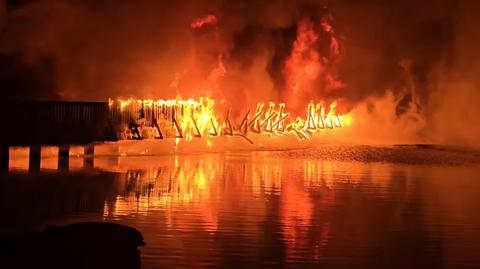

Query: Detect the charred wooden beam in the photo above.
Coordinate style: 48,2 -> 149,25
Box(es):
172,116 -> 183,138
238,110 -> 250,135
191,116 -> 202,138
222,109 -> 233,136
152,118 -> 164,139
208,118 -> 218,136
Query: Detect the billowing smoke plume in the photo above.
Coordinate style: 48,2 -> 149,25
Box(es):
0,0 -> 479,146
425,1 -> 480,147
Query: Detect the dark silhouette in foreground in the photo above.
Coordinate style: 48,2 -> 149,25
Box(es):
0,222 -> 145,269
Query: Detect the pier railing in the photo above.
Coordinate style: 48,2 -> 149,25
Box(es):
0,101 -> 116,146
0,101 -> 117,172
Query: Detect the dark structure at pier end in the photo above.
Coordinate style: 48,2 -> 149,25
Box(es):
0,100 -> 117,172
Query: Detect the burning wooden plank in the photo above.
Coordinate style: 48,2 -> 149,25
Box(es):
108,97 -> 344,144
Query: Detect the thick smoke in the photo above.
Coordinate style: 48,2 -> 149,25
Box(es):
0,0 -> 210,100
426,1 -> 480,147
0,0 -> 479,146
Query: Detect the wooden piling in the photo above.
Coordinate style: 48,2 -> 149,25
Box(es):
29,145 -> 41,173
0,145 -> 8,173
83,144 -> 94,169
58,145 -> 70,171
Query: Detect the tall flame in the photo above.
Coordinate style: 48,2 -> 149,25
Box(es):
282,17 -> 344,112
107,14 -> 351,146
283,18 -> 322,111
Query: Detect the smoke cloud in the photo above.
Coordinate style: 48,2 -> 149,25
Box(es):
0,0 -> 479,146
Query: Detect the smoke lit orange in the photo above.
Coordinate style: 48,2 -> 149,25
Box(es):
191,14 -> 218,29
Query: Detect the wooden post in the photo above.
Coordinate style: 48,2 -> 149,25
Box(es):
29,145 -> 41,173
58,145 -> 70,171
0,145 -> 9,173
83,144 -> 94,169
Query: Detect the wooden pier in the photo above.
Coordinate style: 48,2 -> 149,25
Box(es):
0,101 -> 117,173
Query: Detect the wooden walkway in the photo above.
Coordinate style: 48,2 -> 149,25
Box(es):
0,101 -> 117,172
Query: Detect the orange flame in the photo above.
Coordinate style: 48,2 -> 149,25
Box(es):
109,97 -> 346,144
191,14 -> 218,29
283,17 -> 344,112
283,18 -> 322,110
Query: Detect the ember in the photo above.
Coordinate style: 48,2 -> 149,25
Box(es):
190,14 -> 218,29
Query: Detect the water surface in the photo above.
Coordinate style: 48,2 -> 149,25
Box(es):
2,145 -> 480,268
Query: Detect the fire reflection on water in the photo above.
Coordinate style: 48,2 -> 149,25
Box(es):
104,155 -> 223,232
4,147 -> 480,268
102,153 -> 397,263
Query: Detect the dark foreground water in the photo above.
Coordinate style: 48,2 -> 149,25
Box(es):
2,144 -> 480,268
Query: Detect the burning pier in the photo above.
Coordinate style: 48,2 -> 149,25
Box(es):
109,97 -> 344,143
0,98 -> 346,173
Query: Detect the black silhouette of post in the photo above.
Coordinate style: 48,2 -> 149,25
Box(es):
29,145 -> 41,173
58,145 -> 70,171
0,144 -> 8,173
83,144 -> 94,169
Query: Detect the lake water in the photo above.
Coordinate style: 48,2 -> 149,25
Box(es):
2,144 -> 480,268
